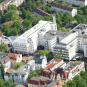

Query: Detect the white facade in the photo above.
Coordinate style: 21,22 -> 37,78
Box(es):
61,0 -> 87,6
71,8 -> 77,17
67,34 -> 78,60
27,60 -> 35,71
38,30 -> 57,51
84,45 -> 87,57
64,61 -> 85,80
53,32 -> 78,60
4,61 -> 11,72
35,55 -> 47,69
12,20 -> 57,54
72,24 -> 87,57
41,56 -> 47,69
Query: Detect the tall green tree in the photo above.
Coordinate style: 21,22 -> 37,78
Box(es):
0,43 -> 9,52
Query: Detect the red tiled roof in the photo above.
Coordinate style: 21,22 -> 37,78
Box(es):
47,64 -> 55,69
51,59 -> 62,63
8,53 -> 19,60
46,59 -> 62,69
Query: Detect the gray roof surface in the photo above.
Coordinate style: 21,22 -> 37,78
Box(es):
44,30 -> 57,40
57,32 -> 70,37
33,55 -> 42,64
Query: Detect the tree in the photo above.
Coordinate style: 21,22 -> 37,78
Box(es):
28,69 -> 42,80
0,79 -> 4,87
23,19 -> 32,29
4,80 -> 15,87
0,43 -> 9,52
0,79 -> 15,87
13,62 -> 24,70
36,50 -> 53,61
63,72 -> 87,87
62,13 -> 73,26
36,50 -> 49,56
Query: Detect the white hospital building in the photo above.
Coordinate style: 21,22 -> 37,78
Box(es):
53,32 -> 78,60
53,24 -> 87,60
12,19 -> 87,60
12,20 -> 57,54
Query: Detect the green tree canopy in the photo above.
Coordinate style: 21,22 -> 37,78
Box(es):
0,43 -> 9,52
0,79 -> 15,87
63,71 -> 87,87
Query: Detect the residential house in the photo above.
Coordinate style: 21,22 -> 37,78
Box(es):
50,2 -> 77,17
0,0 -> 24,12
12,59 -> 35,82
27,59 -> 35,71
46,59 -> 64,71
63,61 -> 85,80
0,35 -> 10,45
28,76 -> 52,87
61,0 -> 87,7
4,64 -> 29,82
33,55 -> 47,69
33,8 -> 51,16
8,53 -> 22,63
4,59 -> 35,82
22,56 -> 33,63
0,52 -> 11,72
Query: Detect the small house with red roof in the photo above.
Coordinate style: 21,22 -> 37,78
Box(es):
46,59 -> 64,71
8,53 -> 22,63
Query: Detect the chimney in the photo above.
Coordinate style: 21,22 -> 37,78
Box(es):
53,15 -> 56,24
52,15 -> 57,31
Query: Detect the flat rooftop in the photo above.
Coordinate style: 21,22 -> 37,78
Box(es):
44,30 -> 57,40
65,61 -> 83,71
57,32 -> 70,37
60,32 -> 78,45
